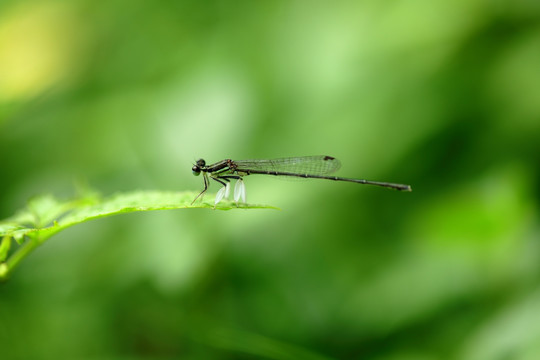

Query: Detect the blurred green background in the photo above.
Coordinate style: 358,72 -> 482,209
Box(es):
1,0 -> 540,359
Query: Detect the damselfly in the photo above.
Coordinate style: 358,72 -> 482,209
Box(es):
191,155 -> 412,205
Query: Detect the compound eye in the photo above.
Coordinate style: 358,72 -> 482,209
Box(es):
192,165 -> 201,176
196,159 -> 206,167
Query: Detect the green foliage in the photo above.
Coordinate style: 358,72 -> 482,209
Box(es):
1,0 -> 540,358
0,191 -> 276,280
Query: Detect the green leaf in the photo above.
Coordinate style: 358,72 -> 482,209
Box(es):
0,190 -> 277,281
0,236 -> 11,262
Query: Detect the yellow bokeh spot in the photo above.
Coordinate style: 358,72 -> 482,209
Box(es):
0,2 -> 80,101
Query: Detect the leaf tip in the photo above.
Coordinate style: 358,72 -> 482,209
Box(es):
0,262 -> 8,281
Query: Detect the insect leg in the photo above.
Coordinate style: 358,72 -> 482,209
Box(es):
191,173 -> 209,205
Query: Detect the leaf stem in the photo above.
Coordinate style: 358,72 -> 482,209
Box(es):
0,237 -> 39,281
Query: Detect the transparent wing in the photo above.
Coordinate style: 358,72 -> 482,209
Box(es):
232,155 -> 341,175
